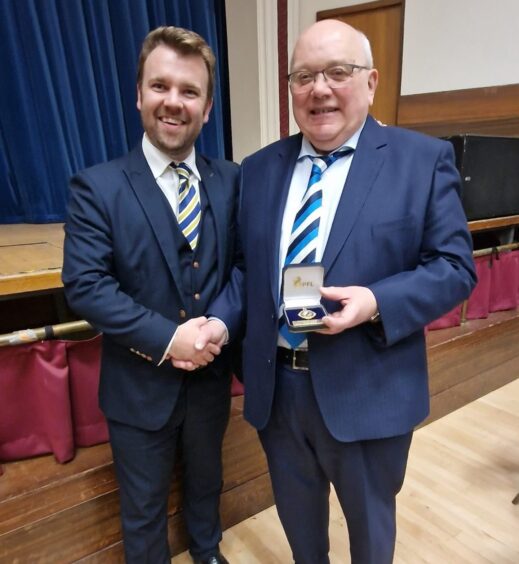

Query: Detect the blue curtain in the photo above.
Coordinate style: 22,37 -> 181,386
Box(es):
0,0 -> 230,223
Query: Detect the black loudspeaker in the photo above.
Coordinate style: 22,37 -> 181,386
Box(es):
444,134 -> 519,221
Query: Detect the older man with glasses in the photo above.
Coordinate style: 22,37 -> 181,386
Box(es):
190,19 -> 476,564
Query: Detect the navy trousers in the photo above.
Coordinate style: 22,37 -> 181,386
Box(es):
108,372 -> 231,563
259,364 -> 412,564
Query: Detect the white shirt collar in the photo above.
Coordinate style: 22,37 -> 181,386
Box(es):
141,134 -> 201,180
298,120 -> 365,161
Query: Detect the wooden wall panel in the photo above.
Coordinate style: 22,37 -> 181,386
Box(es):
397,83 -> 519,136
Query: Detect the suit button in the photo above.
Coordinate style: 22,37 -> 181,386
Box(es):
193,261 -> 200,269
194,293 -> 201,300
179,309 -> 187,319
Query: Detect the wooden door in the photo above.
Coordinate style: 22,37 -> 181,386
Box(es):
317,0 -> 405,125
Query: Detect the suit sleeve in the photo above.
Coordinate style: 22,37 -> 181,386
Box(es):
62,171 -> 177,363
208,165 -> 246,341
368,142 -> 476,346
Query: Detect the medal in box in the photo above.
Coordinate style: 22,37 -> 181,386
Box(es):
282,263 -> 328,332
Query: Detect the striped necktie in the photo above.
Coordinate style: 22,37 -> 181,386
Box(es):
174,162 -> 201,250
280,148 -> 354,348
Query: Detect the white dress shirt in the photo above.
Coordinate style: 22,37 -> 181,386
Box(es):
141,134 -> 203,363
141,133 -> 202,218
277,122 -> 365,348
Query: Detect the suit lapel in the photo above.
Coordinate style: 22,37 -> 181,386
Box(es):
322,117 -> 387,272
267,135 -> 302,306
124,146 -> 185,299
196,154 -> 227,289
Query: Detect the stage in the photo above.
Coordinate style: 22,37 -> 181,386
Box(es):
0,223 -> 65,297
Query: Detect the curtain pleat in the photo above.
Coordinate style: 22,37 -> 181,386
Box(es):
0,340 -> 75,464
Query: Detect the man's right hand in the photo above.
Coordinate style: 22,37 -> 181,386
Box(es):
169,317 -> 222,371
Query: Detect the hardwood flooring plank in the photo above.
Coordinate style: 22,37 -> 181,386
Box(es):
173,379 -> 519,563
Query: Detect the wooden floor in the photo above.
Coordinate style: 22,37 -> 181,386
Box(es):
172,378 -> 519,564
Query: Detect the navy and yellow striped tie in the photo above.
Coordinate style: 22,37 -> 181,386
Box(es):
174,163 -> 201,250
280,148 -> 354,348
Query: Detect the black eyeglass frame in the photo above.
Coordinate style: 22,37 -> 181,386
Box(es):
287,63 -> 371,90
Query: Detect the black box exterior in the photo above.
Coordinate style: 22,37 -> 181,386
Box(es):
444,134 -> 519,221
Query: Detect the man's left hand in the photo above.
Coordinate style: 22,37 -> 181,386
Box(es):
317,285 -> 378,335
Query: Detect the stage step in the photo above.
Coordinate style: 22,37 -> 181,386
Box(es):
426,309 -> 519,423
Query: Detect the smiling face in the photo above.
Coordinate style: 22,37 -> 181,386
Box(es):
137,44 -> 213,161
290,20 -> 378,153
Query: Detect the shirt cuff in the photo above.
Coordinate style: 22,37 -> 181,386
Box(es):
158,330 -> 177,366
207,317 -> 229,344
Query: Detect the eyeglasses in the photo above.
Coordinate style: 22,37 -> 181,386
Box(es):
287,64 -> 370,93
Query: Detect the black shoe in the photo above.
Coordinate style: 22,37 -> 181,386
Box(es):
192,552 -> 229,564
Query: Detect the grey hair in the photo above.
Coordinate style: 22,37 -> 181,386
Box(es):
357,30 -> 374,68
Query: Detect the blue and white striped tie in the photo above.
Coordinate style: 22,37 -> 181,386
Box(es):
280,148 -> 354,348
174,163 -> 201,250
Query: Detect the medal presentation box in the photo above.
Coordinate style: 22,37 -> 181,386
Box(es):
444,134 -> 519,221
282,263 -> 328,332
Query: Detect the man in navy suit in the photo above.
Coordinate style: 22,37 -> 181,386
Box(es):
62,26 -> 236,564
194,19 -> 476,564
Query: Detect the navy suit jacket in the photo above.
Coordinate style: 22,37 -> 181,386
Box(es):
63,145 -> 239,431
211,116 -> 476,441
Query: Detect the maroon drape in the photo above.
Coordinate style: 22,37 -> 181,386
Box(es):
428,249 -> 519,331
231,374 -> 244,396
426,304 -> 462,331
489,250 -> 519,312
66,335 -> 108,447
0,341 -> 75,463
1,333 -> 244,466
0,336 -> 108,464
466,254 -> 492,320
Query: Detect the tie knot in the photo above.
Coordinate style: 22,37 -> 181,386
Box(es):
313,147 -> 354,169
172,162 -> 191,180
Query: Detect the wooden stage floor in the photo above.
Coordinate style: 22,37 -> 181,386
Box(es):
0,223 -> 65,297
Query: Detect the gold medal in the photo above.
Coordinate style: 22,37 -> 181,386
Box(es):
298,307 -> 316,320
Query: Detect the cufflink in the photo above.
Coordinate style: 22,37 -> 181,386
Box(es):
130,347 -> 152,361
369,311 -> 380,323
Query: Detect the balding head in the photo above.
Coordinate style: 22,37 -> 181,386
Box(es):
289,19 -> 378,153
291,20 -> 373,73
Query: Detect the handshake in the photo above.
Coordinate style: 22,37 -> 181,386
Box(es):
168,317 -> 227,371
